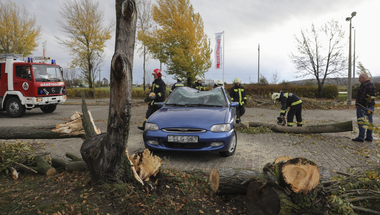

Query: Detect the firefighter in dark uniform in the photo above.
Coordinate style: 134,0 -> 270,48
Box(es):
138,69 -> 166,130
192,77 -> 204,91
272,91 -> 303,127
229,77 -> 246,123
169,77 -> 185,94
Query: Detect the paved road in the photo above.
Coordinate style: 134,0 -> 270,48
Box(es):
1,98 -> 379,175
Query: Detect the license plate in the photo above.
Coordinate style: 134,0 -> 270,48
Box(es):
168,135 -> 198,143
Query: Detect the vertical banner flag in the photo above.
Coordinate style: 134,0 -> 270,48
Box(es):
214,32 -> 223,69
42,41 -> 47,57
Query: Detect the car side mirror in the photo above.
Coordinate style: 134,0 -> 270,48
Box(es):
157,102 -> 164,107
231,102 -> 239,107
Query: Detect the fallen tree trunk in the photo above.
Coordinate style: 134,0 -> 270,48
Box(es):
209,168 -> 264,195
0,111 -> 100,139
249,120 -> 352,134
0,125 -> 85,139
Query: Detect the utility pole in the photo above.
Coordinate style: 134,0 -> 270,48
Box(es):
258,43 -> 260,83
346,11 -> 356,106
353,28 -> 356,85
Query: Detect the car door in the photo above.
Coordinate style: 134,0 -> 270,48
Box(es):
13,64 -> 34,97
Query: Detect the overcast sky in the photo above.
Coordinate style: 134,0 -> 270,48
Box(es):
12,0 -> 380,85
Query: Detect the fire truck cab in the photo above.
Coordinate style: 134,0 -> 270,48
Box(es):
0,53 -> 67,118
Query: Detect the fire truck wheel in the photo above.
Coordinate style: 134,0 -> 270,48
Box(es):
6,97 -> 26,118
40,104 -> 57,113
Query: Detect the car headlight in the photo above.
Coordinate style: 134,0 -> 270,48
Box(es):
145,123 -> 159,131
210,124 -> 231,132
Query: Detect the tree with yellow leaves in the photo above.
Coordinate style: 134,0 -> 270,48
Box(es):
55,0 -> 113,94
138,0 -> 212,86
0,0 -> 42,56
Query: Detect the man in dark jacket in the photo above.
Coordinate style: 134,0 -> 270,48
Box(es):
352,73 -> 376,142
169,77 -> 184,94
138,69 -> 166,130
230,77 -> 246,123
192,77 -> 204,91
272,91 -> 303,127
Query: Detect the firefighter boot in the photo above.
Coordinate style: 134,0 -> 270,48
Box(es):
138,121 -> 146,131
236,117 -> 240,124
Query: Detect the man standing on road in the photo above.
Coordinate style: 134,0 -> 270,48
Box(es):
352,73 -> 376,142
230,77 -> 246,123
138,69 -> 166,131
169,77 -> 184,94
272,91 -> 303,127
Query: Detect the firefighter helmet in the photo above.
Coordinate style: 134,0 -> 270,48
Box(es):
152,68 -> 162,77
271,93 -> 280,101
177,77 -> 182,82
234,77 -> 241,84
196,77 -> 202,82
215,80 -> 223,86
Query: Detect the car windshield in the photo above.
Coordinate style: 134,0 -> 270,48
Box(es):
166,87 -> 227,107
32,65 -> 63,82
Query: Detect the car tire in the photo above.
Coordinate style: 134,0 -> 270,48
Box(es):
40,104 -> 57,113
219,130 -> 237,157
6,97 -> 25,118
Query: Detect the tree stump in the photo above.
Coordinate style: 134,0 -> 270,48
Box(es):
279,158 -> 321,194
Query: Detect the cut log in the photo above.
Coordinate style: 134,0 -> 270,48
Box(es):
51,157 -> 87,171
51,157 -> 67,169
30,156 -> 56,176
65,161 -> 88,171
279,158 -> 321,194
66,153 -> 83,161
249,120 -> 352,134
209,168 -> 264,195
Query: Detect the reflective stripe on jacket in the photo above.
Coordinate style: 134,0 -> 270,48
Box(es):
280,92 -> 302,114
229,85 -> 247,106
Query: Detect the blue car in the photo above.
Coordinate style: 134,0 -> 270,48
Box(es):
143,86 -> 238,157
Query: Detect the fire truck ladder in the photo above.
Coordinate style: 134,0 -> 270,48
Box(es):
0,53 -> 23,61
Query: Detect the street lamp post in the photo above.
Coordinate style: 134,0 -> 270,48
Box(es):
346,11 -> 356,106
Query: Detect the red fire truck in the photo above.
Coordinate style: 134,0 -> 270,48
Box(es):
0,53 -> 67,118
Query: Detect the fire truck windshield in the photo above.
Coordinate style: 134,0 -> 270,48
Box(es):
32,65 -> 63,82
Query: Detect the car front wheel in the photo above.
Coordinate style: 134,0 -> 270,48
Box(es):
6,97 -> 25,118
40,104 -> 57,113
219,130 -> 237,157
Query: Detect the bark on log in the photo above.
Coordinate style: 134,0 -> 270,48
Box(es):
65,161 -> 88,171
249,120 -> 353,134
66,153 -> 83,161
51,158 -> 67,169
0,125 -> 85,139
209,168 -> 264,195
30,156 -> 56,176
51,157 -> 87,171
0,110 -> 100,139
